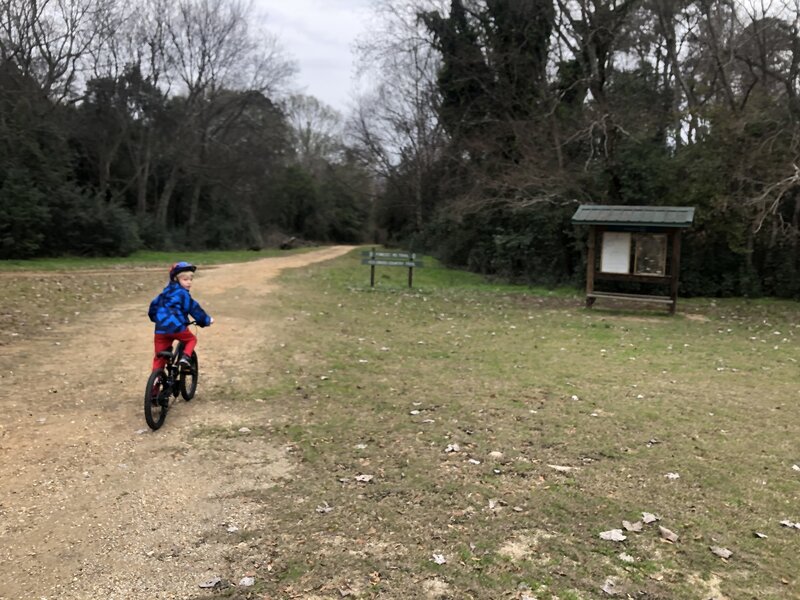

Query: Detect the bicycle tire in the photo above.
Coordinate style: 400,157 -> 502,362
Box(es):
145,370 -> 168,430
180,351 -> 198,401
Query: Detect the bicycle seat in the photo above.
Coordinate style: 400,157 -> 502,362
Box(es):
156,350 -> 173,359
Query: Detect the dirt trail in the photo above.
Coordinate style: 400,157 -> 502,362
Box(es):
0,246 -> 355,600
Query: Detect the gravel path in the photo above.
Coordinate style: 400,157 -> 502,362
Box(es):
0,246 -> 354,600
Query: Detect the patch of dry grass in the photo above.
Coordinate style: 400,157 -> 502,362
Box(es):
0,270 -> 163,347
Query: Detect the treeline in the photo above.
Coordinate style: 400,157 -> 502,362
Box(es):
353,1 -> 800,297
4,0 -> 800,299
0,0 -> 371,259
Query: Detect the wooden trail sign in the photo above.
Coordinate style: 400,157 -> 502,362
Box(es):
361,248 -> 423,288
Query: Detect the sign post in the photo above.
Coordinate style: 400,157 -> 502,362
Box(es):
361,248 -> 423,288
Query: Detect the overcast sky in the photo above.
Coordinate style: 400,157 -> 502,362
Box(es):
251,0 -> 373,114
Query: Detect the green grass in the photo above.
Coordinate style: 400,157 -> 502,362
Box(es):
230,249 -> 800,599
0,247 -> 313,271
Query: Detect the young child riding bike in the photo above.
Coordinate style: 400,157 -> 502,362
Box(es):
148,261 -> 213,371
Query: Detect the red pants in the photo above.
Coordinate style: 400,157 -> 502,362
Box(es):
152,330 -> 197,370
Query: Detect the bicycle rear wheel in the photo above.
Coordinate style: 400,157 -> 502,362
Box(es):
145,370 -> 168,430
180,351 -> 198,401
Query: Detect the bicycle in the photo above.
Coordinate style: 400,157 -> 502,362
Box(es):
144,322 -> 199,430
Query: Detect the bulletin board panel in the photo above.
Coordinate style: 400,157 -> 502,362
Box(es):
600,231 -> 631,274
634,234 -> 667,276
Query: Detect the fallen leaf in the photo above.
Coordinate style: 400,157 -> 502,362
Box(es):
199,577 -> 222,589
618,552 -> 635,563
622,520 -> 643,533
239,576 -> 255,587
316,502 -> 334,514
355,474 -> 373,483
599,529 -> 627,542
665,472 -> 680,480
710,546 -> 733,559
548,464 -> 577,473
431,553 -> 447,565
445,444 -> 461,453
601,577 -> 620,596
659,526 -> 679,543
642,512 -> 660,524
779,519 -> 800,529
754,532 -> 768,539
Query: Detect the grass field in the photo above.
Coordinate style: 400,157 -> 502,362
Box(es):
0,247 -> 313,271
3,248 -> 799,599
205,250 -> 800,599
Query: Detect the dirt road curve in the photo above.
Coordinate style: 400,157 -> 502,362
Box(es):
0,246 -> 355,600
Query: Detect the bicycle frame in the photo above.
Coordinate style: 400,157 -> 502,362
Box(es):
145,321 -> 200,430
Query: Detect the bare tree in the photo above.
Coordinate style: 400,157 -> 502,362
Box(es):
149,0 -> 296,230
554,0 -> 641,201
351,0 -> 446,231
0,0 -> 106,102
284,94 -> 344,175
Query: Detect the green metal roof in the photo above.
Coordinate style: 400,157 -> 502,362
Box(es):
571,205 -> 695,228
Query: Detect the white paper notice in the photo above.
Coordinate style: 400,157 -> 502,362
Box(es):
601,232 -> 631,274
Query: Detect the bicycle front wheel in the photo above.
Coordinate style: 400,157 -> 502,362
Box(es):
180,351 -> 198,401
144,370 -> 168,430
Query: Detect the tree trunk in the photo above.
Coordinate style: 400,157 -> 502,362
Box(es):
188,179 -> 201,232
136,133 -> 152,217
98,138 -> 123,201
550,111 -> 564,171
155,165 -> 180,230
792,195 -> 800,254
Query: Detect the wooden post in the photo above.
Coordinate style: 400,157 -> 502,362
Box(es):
669,230 -> 682,315
586,226 -> 597,308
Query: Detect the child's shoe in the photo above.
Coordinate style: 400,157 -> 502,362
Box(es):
179,354 -> 192,368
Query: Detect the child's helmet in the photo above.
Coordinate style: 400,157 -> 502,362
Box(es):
169,261 -> 197,281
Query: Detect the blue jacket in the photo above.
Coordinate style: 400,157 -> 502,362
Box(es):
148,281 -> 212,334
